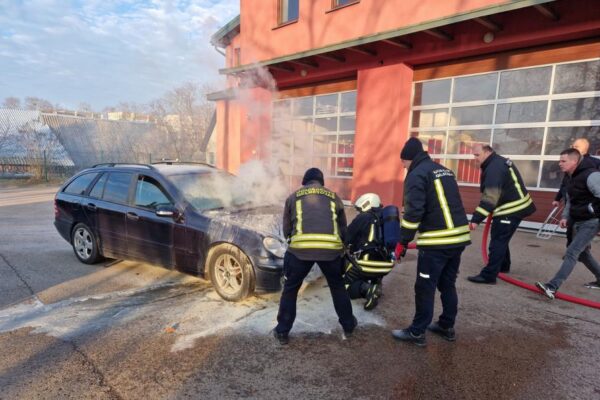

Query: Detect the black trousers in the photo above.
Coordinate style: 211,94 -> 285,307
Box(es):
409,246 -> 465,335
480,216 -> 521,281
275,252 -> 355,335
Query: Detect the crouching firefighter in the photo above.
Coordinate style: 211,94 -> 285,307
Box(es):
344,193 -> 401,310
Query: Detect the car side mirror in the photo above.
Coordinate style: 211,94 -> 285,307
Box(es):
156,205 -> 180,219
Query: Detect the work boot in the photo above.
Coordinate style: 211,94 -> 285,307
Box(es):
391,329 -> 426,347
427,322 -> 456,342
272,329 -> 289,345
535,281 -> 556,299
343,316 -> 358,337
467,274 -> 496,284
584,280 -> 600,290
364,283 -> 380,310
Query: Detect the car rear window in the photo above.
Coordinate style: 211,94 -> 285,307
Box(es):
102,172 -> 133,204
63,173 -> 98,195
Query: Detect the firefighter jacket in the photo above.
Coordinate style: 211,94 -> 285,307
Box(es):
565,157 -> 600,221
471,152 -> 536,224
400,152 -> 471,249
283,181 -> 347,261
345,209 -> 394,276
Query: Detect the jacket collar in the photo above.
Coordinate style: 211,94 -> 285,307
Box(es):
407,151 -> 431,173
572,156 -> 597,177
480,151 -> 498,170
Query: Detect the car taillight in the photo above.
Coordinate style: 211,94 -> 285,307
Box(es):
54,200 -> 59,218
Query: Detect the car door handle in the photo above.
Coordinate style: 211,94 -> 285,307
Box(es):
86,203 -> 97,211
126,212 -> 139,221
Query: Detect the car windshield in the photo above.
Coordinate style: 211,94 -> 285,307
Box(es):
168,171 -> 248,211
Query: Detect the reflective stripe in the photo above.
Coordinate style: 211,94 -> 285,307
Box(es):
289,242 -> 343,250
419,273 -> 430,279
494,193 -> 530,212
401,219 -> 420,229
368,222 -> 375,242
418,225 -> 470,238
330,201 -> 338,237
357,259 -> 395,268
416,233 -> 471,246
295,199 -> 303,234
360,266 -> 394,274
494,197 -> 533,216
291,233 -> 342,243
475,206 -> 490,217
434,178 -> 454,229
509,167 -> 525,198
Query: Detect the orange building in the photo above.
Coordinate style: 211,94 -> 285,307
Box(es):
210,0 -> 600,222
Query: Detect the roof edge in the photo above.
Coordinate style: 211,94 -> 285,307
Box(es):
219,0 -> 556,74
211,15 -> 241,47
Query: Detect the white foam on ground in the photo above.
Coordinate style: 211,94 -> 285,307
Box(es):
0,276 -> 385,352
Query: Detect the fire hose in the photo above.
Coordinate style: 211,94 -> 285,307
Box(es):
481,215 -> 600,310
396,218 -> 600,310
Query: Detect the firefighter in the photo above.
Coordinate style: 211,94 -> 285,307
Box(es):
467,144 -> 536,284
343,193 -> 395,310
392,137 -> 471,347
273,167 -> 356,345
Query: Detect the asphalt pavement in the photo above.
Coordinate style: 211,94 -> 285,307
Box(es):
0,184 -> 598,399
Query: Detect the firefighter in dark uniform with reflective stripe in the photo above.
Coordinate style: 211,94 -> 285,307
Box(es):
467,144 -> 536,284
344,193 -> 395,310
392,138 -> 471,347
273,168 -> 356,344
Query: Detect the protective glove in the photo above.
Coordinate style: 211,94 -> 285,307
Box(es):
395,243 -> 407,259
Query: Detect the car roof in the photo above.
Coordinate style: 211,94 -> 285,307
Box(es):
84,162 -> 220,176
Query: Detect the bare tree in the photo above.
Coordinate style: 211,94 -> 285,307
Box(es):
0,112 -> 13,152
3,97 -> 21,109
77,102 -> 93,113
153,82 -> 215,162
25,97 -> 54,112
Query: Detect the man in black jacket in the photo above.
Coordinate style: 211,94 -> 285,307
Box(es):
273,167 -> 356,344
467,144 -> 536,284
552,138 -> 600,247
392,138 -> 471,347
536,149 -> 600,298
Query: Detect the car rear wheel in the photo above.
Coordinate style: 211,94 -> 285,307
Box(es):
71,223 -> 102,264
207,244 -> 255,301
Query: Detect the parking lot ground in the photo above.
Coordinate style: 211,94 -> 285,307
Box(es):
0,184 -> 598,399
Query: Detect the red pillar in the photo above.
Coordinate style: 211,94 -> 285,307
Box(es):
352,62 -> 413,207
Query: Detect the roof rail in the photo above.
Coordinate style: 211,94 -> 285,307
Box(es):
91,163 -> 154,169
151,160 -> 215,168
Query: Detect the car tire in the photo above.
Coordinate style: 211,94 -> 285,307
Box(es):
207,244 -> 255,301
71,223 -> 102,264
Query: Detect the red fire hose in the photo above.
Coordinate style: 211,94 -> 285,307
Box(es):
481,215 -> 600,310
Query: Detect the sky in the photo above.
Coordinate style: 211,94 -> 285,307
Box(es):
0,0 -> 239,111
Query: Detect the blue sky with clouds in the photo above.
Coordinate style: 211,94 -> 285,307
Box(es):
0,0 -> 239,110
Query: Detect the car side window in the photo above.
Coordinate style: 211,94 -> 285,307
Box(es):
102,172 -> 133,204
89,173 -> 108,198
134,176 -> 172,209
63,173 -> 98,195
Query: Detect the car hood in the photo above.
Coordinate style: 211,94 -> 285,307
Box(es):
203,206 -> 284,239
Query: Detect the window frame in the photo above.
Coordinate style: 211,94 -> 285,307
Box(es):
133,174 -> 174,211
409,57 -> 600,191
329,0 -> 359,11
278,0 -> 299,26
272,89 -> 357,179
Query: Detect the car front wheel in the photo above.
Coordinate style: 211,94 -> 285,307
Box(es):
71,223 -> 102,264
207,244 -> 255,301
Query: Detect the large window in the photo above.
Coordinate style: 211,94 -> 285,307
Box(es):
279,0 -> 299,24
272,90 -> 357,179
410,58 -> 600,190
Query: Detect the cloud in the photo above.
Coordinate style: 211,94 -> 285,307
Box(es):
0,0 -> 239,110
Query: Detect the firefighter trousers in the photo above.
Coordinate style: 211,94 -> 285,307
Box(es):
480,216 -> 521,280
409,246 -> 465,336
275,252 -> 355,335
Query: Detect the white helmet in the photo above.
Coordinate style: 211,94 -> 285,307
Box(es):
354,193 -> 381,212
